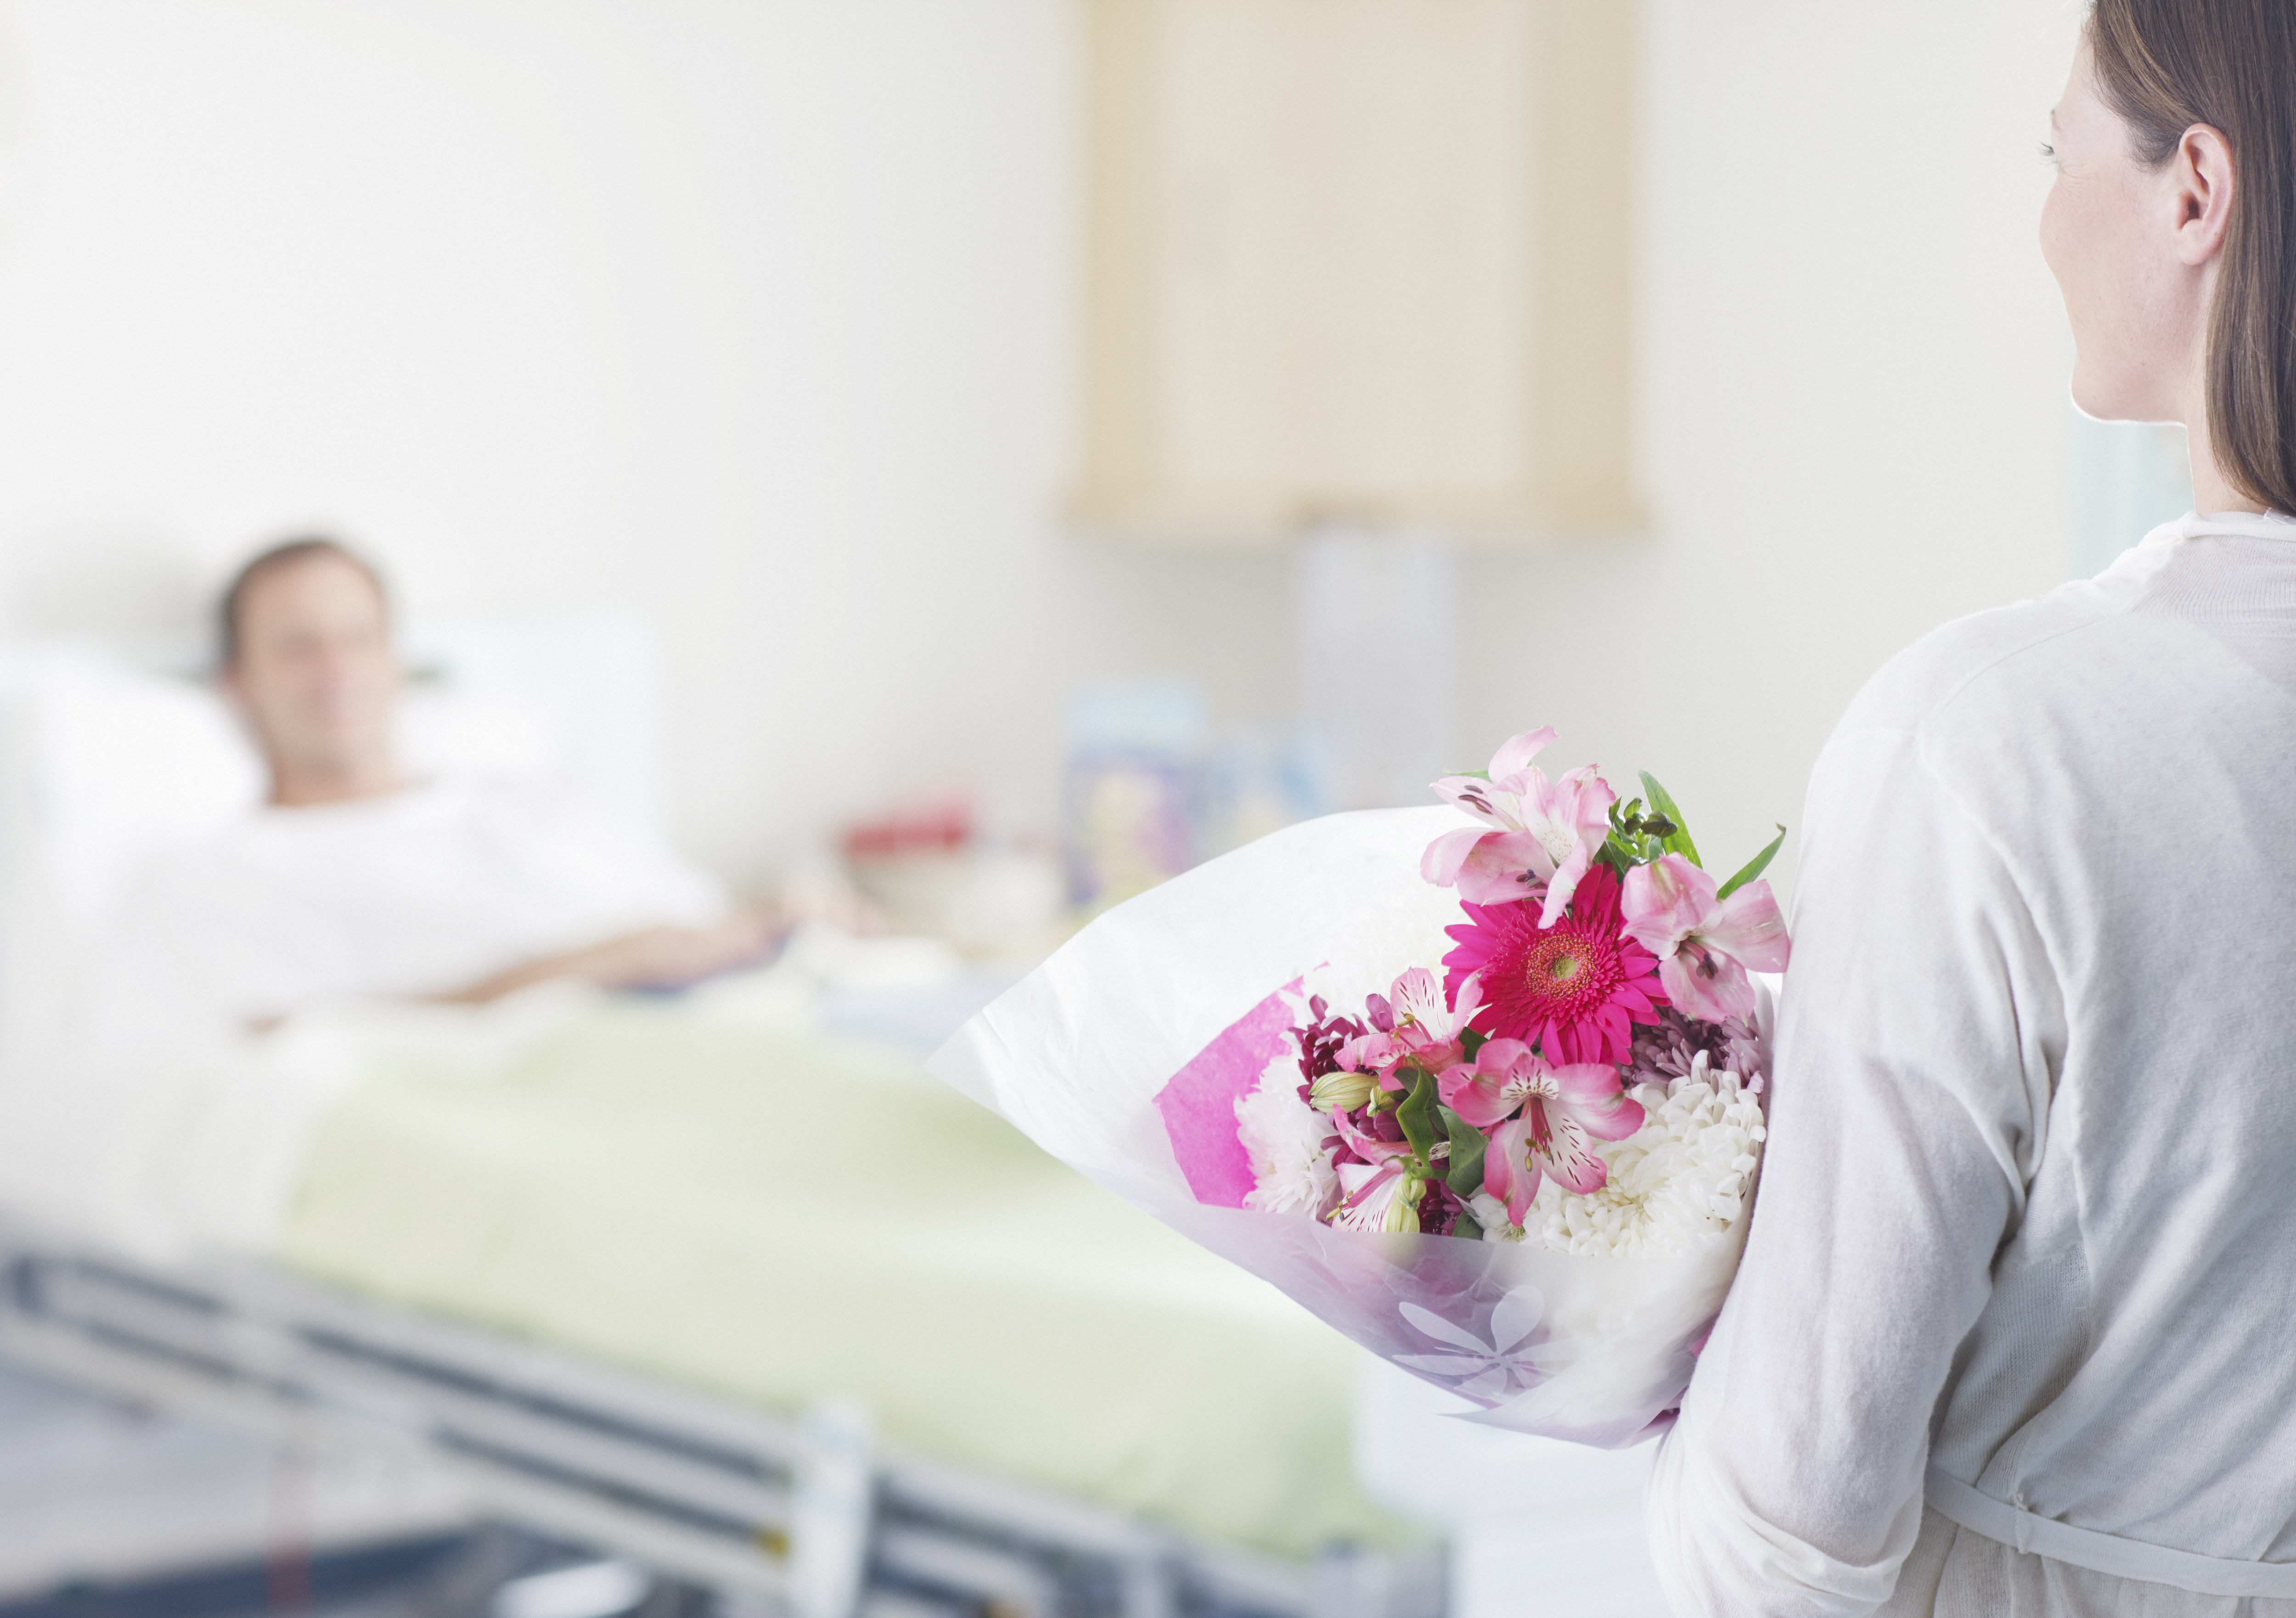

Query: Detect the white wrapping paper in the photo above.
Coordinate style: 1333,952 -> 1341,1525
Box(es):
931,807 -> 1757,1447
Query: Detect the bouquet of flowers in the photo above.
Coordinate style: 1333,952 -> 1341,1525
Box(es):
934,728 -> 1790,1445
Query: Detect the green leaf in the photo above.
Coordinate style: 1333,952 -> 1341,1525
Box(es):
1451,1207 -> 1484,1243
1460,1027 -> 1488,1060
1637,771 -> 1703,868
1447,769 -> 1491,782
1717,824 -> 1787,901
1396,1067 -> 1440,1164
1441,1105 -> 1488,1196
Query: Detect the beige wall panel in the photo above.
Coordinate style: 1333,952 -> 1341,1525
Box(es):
1075,0 -> 1638,542
1531,0 -> 1638,527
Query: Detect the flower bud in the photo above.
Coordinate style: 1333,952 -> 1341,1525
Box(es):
1309,1070 -> 1377,1112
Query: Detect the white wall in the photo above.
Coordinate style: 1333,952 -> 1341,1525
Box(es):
0,0 -> 2084,896
1487,0 -> 2082,889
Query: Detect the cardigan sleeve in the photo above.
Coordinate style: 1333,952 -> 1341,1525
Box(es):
1644,724 -> 2063,1616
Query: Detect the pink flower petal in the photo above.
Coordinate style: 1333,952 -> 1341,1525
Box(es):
1335,1031 -> 1406,1073
1548,1062 -> 1646,1141
1512,769 -> 1620,926
1437,1038 -> 1535,1128
1334,1111 -> 1417,1164
1660,952 -> 1755,1023
1619,852 -> 1714,953
1535,1115 -> 1609,1195
1442,867 -> 1663,1070
1431,775 -> 1523,831
1420,826 -> 1491,888
1536,842 -> 1595,928
1484,1115 -> 1543,1225
1456,830 -> 1556,906
1488,727 -> 1559,781
1390,967 -> 1447,1027
1561,768 -> 1620,838
1332,1161 -> 1408,1229
1706,879 -> 1793,972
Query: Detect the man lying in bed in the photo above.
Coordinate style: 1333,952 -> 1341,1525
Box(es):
111,538 -> 778,1029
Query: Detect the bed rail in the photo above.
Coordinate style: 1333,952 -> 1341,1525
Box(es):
0,1227 -> 1442,1618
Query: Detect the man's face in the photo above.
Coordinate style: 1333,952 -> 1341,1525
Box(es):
225,554 -> 402,789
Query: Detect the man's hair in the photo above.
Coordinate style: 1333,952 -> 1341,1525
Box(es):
2090,0 -> 2296,513
217,536 -> 390,667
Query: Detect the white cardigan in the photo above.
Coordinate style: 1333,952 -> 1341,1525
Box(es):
1646,511 -> 2296,1616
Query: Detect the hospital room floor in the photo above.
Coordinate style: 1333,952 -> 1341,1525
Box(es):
0,1361 -> 723,1618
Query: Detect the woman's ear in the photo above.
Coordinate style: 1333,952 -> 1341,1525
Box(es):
2172,123 -> 2237,266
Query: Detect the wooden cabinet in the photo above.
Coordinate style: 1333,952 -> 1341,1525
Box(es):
1074,0 -> 1639,543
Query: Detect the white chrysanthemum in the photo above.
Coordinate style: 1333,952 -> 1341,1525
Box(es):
1236,1055 -> 1341,1218
1303,881 -> 1466,1010
1468,1191 -> 1528,1244
1519,1052 -> 1767,1257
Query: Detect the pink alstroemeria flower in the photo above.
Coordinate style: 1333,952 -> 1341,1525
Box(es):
1330,1160 -> 1411,1232
1327,1111 -> 1422,1232
1439,1037 -> 1643,1224
1619,853 -> 1792,1023
1422,727 -> 1617,926
1336,969 -> 1484,1089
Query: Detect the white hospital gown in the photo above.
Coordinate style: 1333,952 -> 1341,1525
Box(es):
106,775 -> 726,1029
1646,511 -> 2296,1614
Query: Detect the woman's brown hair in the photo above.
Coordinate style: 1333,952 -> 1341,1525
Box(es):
2089,0 -> 2296,513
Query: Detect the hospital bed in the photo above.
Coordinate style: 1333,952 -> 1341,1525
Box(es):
0,625 -> 1447,1618
0,1218 -> 1433,1618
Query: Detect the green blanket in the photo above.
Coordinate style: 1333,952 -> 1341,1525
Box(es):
279,1003 -> 1407,1556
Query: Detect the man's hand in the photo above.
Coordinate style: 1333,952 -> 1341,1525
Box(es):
440,907 -> 784,1005
559,911 -> 786,992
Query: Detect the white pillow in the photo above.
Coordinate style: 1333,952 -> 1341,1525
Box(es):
0,616 -> 664,941
0,647 -> 263,935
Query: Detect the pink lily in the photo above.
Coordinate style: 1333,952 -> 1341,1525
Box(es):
1618,853 -> 1791,1023
1335,970 -> 1484,1087
1422,728 -> 1617,925
1439,1037 -> 1643,1224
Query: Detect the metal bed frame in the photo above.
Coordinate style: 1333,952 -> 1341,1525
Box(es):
0,1222 -> 1443,1618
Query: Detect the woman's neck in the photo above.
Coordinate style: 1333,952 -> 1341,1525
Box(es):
2184,395 -> 2271,517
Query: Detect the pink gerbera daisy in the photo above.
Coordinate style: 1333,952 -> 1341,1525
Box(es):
1441,863 -> 1666,1066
